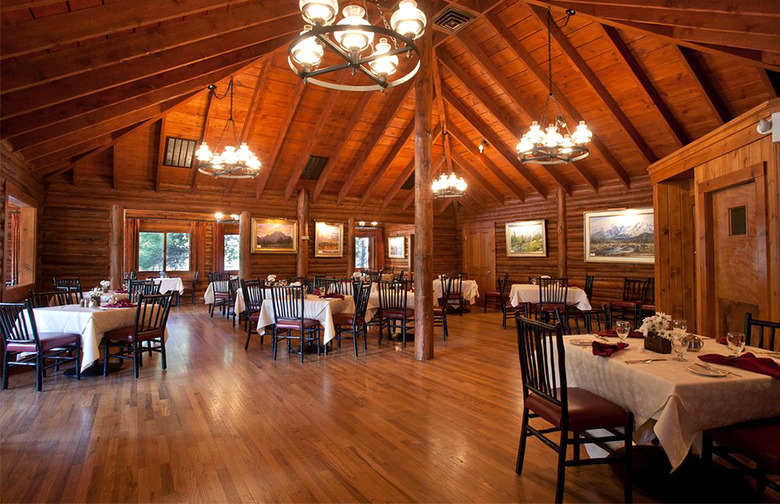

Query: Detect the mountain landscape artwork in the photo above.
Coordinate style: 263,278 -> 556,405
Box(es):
252,218 -> 298,253
584,209 -> 654,263
315,222 -> 343,257
506,220 -> 547,257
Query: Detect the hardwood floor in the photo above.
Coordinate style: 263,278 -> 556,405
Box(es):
0,306 -> 655,503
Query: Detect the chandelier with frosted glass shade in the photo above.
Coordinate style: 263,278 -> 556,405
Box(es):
432,131 -> 467,198
516,7 -> 592,165
195,78 -> 262,179
289,0 -> 426,92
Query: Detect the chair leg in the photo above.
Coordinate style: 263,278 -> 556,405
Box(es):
554,428 -> 568,503
133,342 -> 140,379
516,408 -> 530,475
624,418 -> 633,504
299,332 -> 305,363
160,337 -> 167,371
103,340 -> 110,377
76,343 -> 82,381
442,314 -> 448,342
353,327 -> 359,357
2,350 -> 9,390
401,319 -> 407,348
245,326 -> 252,351
209,303 -> 214,317
36,353 -> 43,392
272,331 -> 278,360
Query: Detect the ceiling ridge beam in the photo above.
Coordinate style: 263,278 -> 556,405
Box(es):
676,46 -> 731,124
359,117 -> 417,203
525,4 -> 658,164
538,0 -> 780,17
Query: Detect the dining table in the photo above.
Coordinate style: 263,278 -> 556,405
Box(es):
255,294 -> 364,345
153,277 -> 184,294
558,334 -> 780,470
432,278 -> 480,305
509,283 -> 592,311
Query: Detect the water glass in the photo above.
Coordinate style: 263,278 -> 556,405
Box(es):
672,333 -> 690,362
615,320 -> 631,343
726,331 -> 746,356
672,319 -> 687,333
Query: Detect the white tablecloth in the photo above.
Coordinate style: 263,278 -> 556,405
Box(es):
509,284 -> 592,311
255,295 -> 353,344
153,277 -> 184,294
79,291 -> 128,305
432,279 -> 479,305
559,335 -> 780,469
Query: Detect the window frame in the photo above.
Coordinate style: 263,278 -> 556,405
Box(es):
223,233 -> 240,272
137,230 -> 192,273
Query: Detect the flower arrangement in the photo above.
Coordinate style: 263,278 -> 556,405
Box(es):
352,272 -> 362,278
100,280 -> 111,292
267,274 -> 277,283
87,288 -> 103,307
638,311 -> 673,340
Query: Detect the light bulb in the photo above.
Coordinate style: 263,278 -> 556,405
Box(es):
516,138 -> 533,154
335,5 -> 373,54
215,212 -> 224,220
571,120 -> 592,144
358,221 -> 365,226
299,0 -> 338,26
221,145 -> 238,164
543,125 -> 562,148
560,135 -> 574,154
247,156 -> 261,170
524,121 -> 544,144
292,25 -> 324,70
210,153 -> 223,168
230,214 -> 240,221
195,142 -> 212,161
391,0 -> 426,40
371,221 -> 378,226
236,142 -> 252,162
369,38 -> 399,77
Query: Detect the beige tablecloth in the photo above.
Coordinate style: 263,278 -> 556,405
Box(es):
559,335 -> 780,469
432,279 -> 480,305
509,284 -> 592,311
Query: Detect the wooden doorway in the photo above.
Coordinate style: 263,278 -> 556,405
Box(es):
462,221 -> 495,301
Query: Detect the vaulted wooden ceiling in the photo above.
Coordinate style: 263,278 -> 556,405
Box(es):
2,0 -> 778,208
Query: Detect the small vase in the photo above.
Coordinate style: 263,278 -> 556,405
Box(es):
644,332 -> 671,354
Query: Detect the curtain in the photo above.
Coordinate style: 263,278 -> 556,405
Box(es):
374,227 -> 385,271
124,218 -> 140,274
9,212 -> 20,285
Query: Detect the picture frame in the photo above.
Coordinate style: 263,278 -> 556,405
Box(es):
388,236 -> 405,259
505,220 -> 547,257
584,208 -> 655,263
314,221 -> 343,257
251,218 -> 298,254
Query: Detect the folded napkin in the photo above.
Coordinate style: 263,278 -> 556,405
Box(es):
698,353 -> 780,379
598,329 -> 644,339
592,341 -> 628,357
115,289 -> 128,294
319,293 -> 345,300
103,299 -> 136,309
312,289 -> 322,296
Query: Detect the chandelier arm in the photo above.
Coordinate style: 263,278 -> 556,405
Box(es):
293,59 -> 419,92
314,32 -> 356,65
354,63 -> 390,87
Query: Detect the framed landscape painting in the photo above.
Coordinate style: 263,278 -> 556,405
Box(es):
251,218 -> 297,254
584,208 -> 654,263
388,236 -> 405,258
315,222 -> 343,257
506,220 -> 547,257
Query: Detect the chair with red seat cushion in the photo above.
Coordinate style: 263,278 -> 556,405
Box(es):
332,280 -> 372,356
269,284 -> 321,362
515,315 -> 634,503
484,273 -> 509,313
241,279 -> 266,351
609,278 -> 647,327
103,292 -> 173,379
555,305 -> 610,335
209,279 -> 230,318
434,276 -> 451,341
1,301 -> 81,391
377,280 -> 414,348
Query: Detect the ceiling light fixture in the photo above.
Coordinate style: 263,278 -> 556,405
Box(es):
432,130 -> 467,198
478,139 -> 487,154
516,8 -> 591,165
214,212 -> 240,223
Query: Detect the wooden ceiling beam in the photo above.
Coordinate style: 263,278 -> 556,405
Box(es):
403,188 -> 416,210
336,84 -> 413,204
542,0 -> 780,16
450,151 -> 504,203
600,24 -> 689,147
676,46 -> 731,125
359,118 -> 416,204
525,5 -> 658,164
154,117 -> 167,192
759,70 -> 780,99
382,130 -> 444,208
0,0 -> 247,60
255,80 -> 307,199
406,154 -> 448,211
0,15 -> 301,120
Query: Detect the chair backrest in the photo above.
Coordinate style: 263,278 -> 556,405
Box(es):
745,312 -> 779,351
348,281 -> 372,326
241,279 -> 265,313
270,285 -> 305,322
498,273 -> 510,296
129,280 -> 156,302
438,276 -> 451,307
377,280 -> 409,311
622,278 -> 646,302
555,304 -> 610,335
53,276 -> 81,294
395,270 -> 405,282
133,293 -> 173,338
0,301 -> 40,350
643,277 -> 655,304
228,278 -> 240,298
313,277 -> 341,294
123,270 -> 138,283
29,290 -> 72,308
192,269 -> 200,289
584,274 -> 595,301
212,279 -> 229,296
448,274 -> 463,295
539,277 -> 568,305
515,315 -> 568,409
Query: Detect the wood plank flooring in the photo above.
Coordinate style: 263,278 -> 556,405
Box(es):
1,306 -> 655,503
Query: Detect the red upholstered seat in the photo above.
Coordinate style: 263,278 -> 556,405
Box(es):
276,318 -> 319,330
486,290 -> 501,297
525,388 -> 630,431
640,303 -> 656,312
247,312 -> 260,321
383,308 -> 415,319
433,306 -> 444,315
332,312 -> 355,326
104,326 -> 163,342
611,300 -> 641,309
709,418 -> 780,473
5,332 -> 80,352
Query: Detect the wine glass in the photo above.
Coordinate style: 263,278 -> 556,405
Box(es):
615,320 -> 630,343
673,319 -> 687,333
530,277 -> 537,286
672,332 -> 690,362
726,331 -> 746,357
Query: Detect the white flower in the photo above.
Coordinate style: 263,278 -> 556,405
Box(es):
639,312 -> 673,340
267,275 -> 277,282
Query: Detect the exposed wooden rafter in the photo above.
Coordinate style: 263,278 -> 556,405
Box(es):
360,118 -> 416,204
382,127 -> 443,208
676,46 -> 731,124
450,151 -> 505,203
154,117 -> 167,192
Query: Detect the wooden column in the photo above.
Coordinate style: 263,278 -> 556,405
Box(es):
238,211 -> 251,279
557,187 -> 568,278
347,217 -> 355,277
110,204 -> 124,290
297,189 -> 309,277
414,3 -> 434,362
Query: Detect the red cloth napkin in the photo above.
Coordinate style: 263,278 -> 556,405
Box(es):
115,289 -> 128,294
103,299 -> 136,309
319,293 -> 345,300
698,353 -> 780,379
592,341 -> 628,357
598,329 -> 644,339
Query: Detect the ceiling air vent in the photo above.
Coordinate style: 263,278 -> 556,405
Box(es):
432,6 -> 475,34
301,155 -> 329,180
401,173 -> 415,190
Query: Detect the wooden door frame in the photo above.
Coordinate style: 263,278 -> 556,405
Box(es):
696,162 -> 767,336
461,220 -> 496,292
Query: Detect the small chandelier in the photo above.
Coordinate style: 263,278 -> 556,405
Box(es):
215,212 -> 240,223
516,8 -> 592,165
289,0 -> 426,92
432,131 -> 467,198
195,78 -> 262,179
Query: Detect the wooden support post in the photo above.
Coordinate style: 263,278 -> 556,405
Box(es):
110,205 -> 124,290
557,187 -> 567,278
414,1 -> 434,362
347,217 -> 355,277
239,211 -> 251,280
297,189 -> 309,277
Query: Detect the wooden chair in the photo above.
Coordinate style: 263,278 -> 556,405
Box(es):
638,278 -> 655,321
377,280 -> 414,348
514,315 -> 634,503
583,275 -> 595,305
484,273 -> 509,313
610,278 -> 646,327
394,269 -> 405,282
129,279 -> 157,303
269,285 -> 321,362
313,277 -> 340,295
537,277 -> 569,323
331,280 -> 372,356
29,289 -> 73,308
188,269 -> 200,305
123,270 -> 138,283
103,293 -> 173,379
241,279 -> 266,351
434,276 -> 450,342
745,312 -> 779,352
555,305 -> 611,335
1,301 -> 82,391
226,278 -> 240,326
209,279 -> 230,318
446,273 -> 465,315
53,276 -> 82,300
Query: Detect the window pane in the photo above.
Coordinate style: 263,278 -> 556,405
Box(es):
166,232 -> 191,271
224,234 -> 240,271
139,232 -> 164,271
355,237 -> 370,269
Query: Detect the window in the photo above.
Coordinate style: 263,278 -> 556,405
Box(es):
729,205 -> 747,236
138,232 -> 190,272
163,137 -> 197,168
355,236 -> 370,269
4,195 -> 36,287
224,234 -> 240,271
